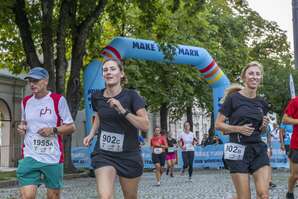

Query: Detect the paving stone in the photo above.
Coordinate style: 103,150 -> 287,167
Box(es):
0,169 -> 295,199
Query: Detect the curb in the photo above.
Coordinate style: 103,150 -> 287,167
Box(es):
0,171 -> 89,188
63,171 -> 89,180
0,179 -> 18,188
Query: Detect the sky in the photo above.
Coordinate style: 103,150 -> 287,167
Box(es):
247,0 -> 293,52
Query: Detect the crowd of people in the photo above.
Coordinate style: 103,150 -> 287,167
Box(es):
15,60 -> 298,199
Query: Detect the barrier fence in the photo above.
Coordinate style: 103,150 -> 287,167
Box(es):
72,141 -> 289,169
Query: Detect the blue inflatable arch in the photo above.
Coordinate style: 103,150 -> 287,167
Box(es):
84,37 -> 230,143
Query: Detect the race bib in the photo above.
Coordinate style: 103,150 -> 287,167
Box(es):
185,143 -> 194,151
224,143 -> 246,160
100,130 -> 124,152
33,138 -> 54,154
168,147 -> 175,153
153,147 -> 163,154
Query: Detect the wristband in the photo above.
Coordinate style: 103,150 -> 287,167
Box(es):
122,110 -> 130,117
53,127 -> 58,134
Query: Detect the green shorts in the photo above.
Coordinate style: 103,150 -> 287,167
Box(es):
16,157 -> 63,189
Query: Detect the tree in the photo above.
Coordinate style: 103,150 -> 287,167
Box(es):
1,0 -> 107,171
1,0 -> 294,166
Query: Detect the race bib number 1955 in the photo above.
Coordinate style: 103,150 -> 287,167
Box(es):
33,138 -> 54,154
100,130 -> 124,152
224,143 -> 246,160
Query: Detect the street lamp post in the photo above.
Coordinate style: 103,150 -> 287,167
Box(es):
293,0 -> 298,68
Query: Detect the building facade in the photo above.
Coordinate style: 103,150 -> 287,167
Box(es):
0,70 -> 26,167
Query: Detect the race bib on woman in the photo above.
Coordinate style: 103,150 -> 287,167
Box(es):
100,130 -> 124,152
153,147 -> 163,154
224,143 -> 246,160
185,143 -> 194,151
168,147 -> 175,153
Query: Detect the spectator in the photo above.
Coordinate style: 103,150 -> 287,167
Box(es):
213,135 -> 223,145
201,134 -> 208,146
138,134 -> 145,147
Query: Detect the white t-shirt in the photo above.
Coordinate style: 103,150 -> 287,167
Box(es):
178,131 -> 197,151
269,126 -> 280,141
22,92 -> 73,164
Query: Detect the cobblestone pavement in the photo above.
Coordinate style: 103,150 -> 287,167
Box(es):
0,169 -> 296,199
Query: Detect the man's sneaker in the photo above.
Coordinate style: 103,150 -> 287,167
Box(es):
269,182 -> 277,188
188,177 -> 192,182
286,192 -> 294,199
156,181 -> 161,186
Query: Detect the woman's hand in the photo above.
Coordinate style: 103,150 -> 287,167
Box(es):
83,134 -> 95,146
238,124 -> 254,136
259,116 -> 270,131
17,121 -> 27,135
107,98 -> 125,114
280,144 -> 285,151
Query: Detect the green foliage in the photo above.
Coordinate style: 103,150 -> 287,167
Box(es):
0,171 -> 16,181
0,0 -> 294,122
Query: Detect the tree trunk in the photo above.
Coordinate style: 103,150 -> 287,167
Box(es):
41,0 -> 55,90
13,0 -> 41,67
160,103 -> 168,132
63,134 -> 75,173
63,0 -> 106,172
186,104 -> 193,131
56,0 -> 76,94
64,72 -> 80,172
65,51 -> 81,172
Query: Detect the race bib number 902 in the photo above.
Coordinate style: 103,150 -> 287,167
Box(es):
100,130 -> 124,152
224,143 -> 246,161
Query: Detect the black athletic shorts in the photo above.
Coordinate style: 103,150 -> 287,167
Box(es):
91,150 -> 143,178
224,142 -> 269,174
285,145 -> 290,156
288,148 -> 298,163
152,152 -> 166,166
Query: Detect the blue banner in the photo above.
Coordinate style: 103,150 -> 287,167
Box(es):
143,145 -> 224,169
72,141 -> 289,169
71,147 -> 91,168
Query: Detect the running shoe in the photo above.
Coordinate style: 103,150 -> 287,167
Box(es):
286,192 -> 294,199
156,181 -> 161,186
188,177 -> 192,182
180,169 -> 185,176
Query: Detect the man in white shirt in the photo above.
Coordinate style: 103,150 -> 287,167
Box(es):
16,67 -> 76,199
